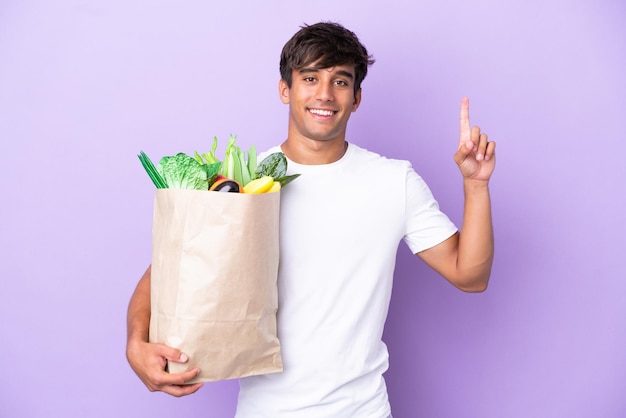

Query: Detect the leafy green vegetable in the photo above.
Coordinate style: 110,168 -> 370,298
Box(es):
254,153 -> 301,186
275,173 -> 301,187
157,153 -> 208,190
255,152 -> 288,179
204,162 -> 222,189
138,136 -> 301,191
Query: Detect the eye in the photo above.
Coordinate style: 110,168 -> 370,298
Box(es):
334,80 -> 349,87
303,76 -> 316,83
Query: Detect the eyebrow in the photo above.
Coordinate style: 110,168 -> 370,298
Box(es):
298,67 -> 354,79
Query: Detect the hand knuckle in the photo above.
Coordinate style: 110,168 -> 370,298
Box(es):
150,374 -> 166,386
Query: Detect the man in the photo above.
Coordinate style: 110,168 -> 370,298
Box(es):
127,22 -> 495,417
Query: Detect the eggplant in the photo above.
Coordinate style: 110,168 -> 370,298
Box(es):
209,178 -> 242,193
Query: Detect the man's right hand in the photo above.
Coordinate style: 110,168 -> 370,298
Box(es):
126,339 -> 204,397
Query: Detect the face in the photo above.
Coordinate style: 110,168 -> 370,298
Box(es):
279,64 -> 362,144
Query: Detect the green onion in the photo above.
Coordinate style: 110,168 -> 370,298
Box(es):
138,151 -> 168,189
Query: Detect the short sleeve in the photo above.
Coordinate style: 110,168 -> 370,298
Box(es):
403,165 -> 458,254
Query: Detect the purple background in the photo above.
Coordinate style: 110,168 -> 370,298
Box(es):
1,1 -> 625,417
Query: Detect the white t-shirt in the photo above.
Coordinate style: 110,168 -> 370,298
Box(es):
236,143 -> 457,417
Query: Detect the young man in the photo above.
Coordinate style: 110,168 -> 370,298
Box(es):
126,22 -> 495,417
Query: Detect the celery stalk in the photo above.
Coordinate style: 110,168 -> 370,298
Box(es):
221,149 -> 233,179
247,145 -> 257,180
232,147 -> 243,185
238,149 -> 251,185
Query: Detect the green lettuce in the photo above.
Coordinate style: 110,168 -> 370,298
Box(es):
157,153 -> 208,190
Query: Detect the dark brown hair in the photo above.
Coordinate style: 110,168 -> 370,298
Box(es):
279,22 -> 375,94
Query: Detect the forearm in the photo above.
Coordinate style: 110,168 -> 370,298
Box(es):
127,266 -> 152,344
456,179 -> 494,290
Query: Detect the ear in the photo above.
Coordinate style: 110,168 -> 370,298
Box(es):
278,79 -> 290,104
351,88 -> 362,112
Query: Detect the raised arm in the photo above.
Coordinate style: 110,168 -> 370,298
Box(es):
126,266 -> 203,396
417,97 -> 496,292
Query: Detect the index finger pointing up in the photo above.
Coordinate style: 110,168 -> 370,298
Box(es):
460,97 -> 471,147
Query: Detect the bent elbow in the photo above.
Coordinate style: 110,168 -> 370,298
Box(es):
452,273 -> 490,293
459,280 -> 489,293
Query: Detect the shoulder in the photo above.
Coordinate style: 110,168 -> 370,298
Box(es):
347,143 -> 416,177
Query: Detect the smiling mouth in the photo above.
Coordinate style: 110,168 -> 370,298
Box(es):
309,108 -> 336,117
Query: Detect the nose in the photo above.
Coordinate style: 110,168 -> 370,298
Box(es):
314,82 -> 334,102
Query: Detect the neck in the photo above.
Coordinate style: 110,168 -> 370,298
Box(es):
281,137 -> 348,165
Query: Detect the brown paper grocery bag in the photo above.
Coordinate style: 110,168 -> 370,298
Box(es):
149,189 -> 283,383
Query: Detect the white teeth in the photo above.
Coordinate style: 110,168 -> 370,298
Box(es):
309,109 -> 334,116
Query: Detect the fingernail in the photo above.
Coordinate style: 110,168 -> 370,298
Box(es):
476,153 -> 484,161
180,353 -> 188,362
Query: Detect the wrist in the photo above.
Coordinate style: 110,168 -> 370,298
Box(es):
463,177 -> 490,191
127,326 -> 149,345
